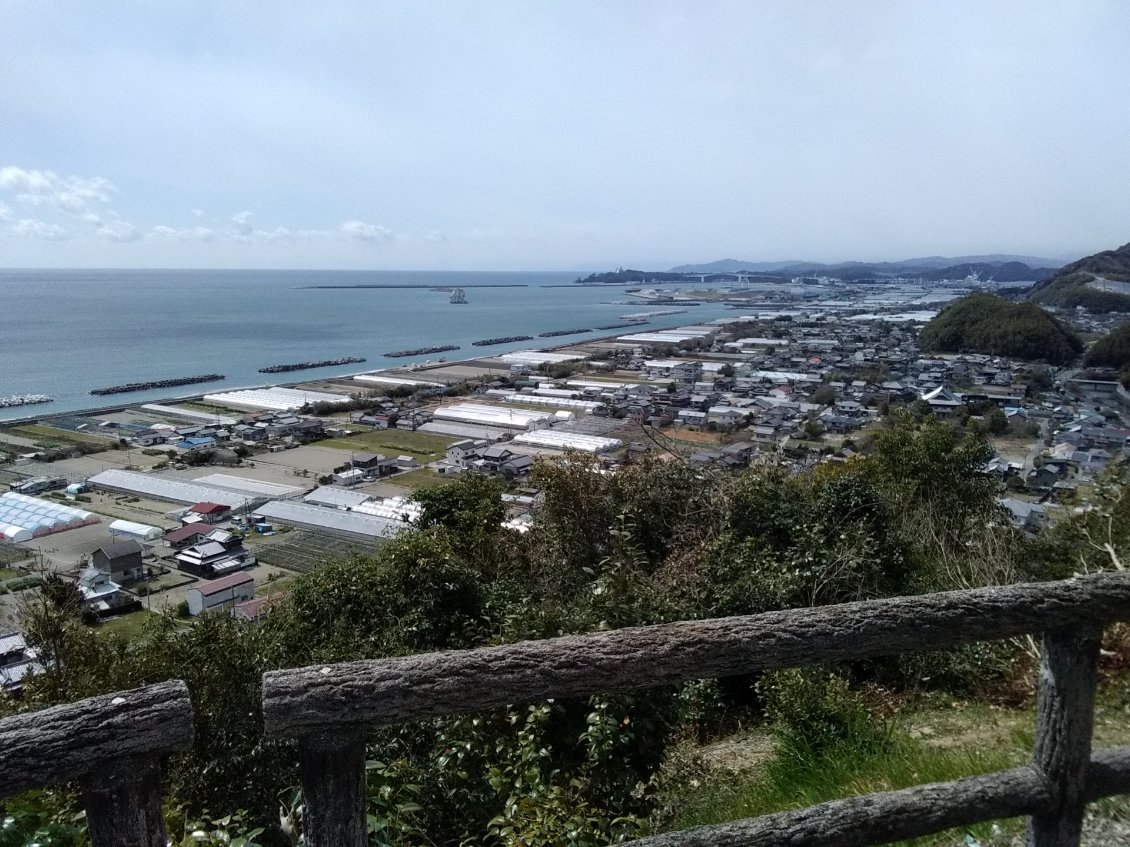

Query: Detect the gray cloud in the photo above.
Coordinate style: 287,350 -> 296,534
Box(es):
230,210 -> 254,235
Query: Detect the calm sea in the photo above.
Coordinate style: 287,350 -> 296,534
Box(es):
0,269 -> 739,419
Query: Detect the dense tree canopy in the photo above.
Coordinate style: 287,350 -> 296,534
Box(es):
1084,320 -> 1130,369
1,433 -> 1104,844
918,292 -> 1082,364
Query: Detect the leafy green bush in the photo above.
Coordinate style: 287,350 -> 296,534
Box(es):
759,667 -> 888,757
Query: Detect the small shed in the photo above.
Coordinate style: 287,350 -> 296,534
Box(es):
108,519 -> 163,542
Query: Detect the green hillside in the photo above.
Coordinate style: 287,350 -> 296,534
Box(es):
1084,320 -> 1130,369
919,292 -> 1082,365
1027,241 -> 1130,312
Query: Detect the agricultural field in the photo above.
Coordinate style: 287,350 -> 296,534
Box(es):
8,424 -> 116,446
320,428 -> 457,462
254,530 -> 382,574
383,468 -> 450,491
0,545 -> 30,567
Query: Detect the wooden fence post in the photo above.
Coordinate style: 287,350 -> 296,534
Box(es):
298,726 -> 368,847
1027,624 -> 1102,847
81,756 -> 169,847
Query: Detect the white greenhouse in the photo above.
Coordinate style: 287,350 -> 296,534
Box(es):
202,387 -> 351,411
433,403 -> 555,431
511,431 -> 622,454
0,492 -> 100,541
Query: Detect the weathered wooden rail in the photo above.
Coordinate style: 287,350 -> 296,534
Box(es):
2,574 -> 1130,847
0,679 -> 193,847
261,573 -> 1130,847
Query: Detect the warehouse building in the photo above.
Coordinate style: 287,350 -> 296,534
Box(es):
253,501 -> 406,541
87,469 -> 259,513
190,474 -> 307,501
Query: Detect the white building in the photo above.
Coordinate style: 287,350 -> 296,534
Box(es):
186,572 -> 255,616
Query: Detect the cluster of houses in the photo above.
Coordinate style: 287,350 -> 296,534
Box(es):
330,452 -> 419,486
442,440 -> 536,478
132,410 -> 325,451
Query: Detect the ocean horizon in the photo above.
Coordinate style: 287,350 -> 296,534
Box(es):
0,268 -> 738,419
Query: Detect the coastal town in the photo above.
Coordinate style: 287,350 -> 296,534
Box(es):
1,270 -> 1127,681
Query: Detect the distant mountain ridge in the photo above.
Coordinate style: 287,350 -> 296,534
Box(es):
671,254 -> 1063,280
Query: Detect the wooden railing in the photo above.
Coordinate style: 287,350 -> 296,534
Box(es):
3,573 -> 1130,847
0,679 -> 193,847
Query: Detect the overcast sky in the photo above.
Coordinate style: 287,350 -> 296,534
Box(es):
2,1 -> 1128,270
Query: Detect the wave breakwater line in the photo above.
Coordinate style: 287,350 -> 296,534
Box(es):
383,345 -> 460,358
90,375 -> 225,396
472,336 -> 534,347
538,328 -> 592,338
259,357 -> 366,374
0,394 -> 53,409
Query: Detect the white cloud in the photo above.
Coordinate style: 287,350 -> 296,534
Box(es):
251,226 -> 297,245
97,219 -> 142,242
0,202 -> 12,223
12,218 -> 71,240
150,224 -> 217,242
423,229 -> 447,243
338,219 -> 393,243
230,210 -> 254,235
0,166 -> 115,214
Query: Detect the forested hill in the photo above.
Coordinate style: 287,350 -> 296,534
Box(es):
1084,321 -> 1130,369
1028,241 -> 1130,312
918,292 -> 1083,365
575,269 -> 687,284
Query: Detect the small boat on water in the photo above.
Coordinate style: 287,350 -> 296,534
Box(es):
450,288 -> 468,304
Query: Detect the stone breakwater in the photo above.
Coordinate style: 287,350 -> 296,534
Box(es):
89,374 -> 225,396
258,357 -> 366,374
0,394 -> 54,408
538,328 -> 592,338
383,345 -> 460,358
471,336 -> 534,347
594,321 -> 648,330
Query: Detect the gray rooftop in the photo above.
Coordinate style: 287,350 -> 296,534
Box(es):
255,500 -> 405,540
87,469 -> 258,512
